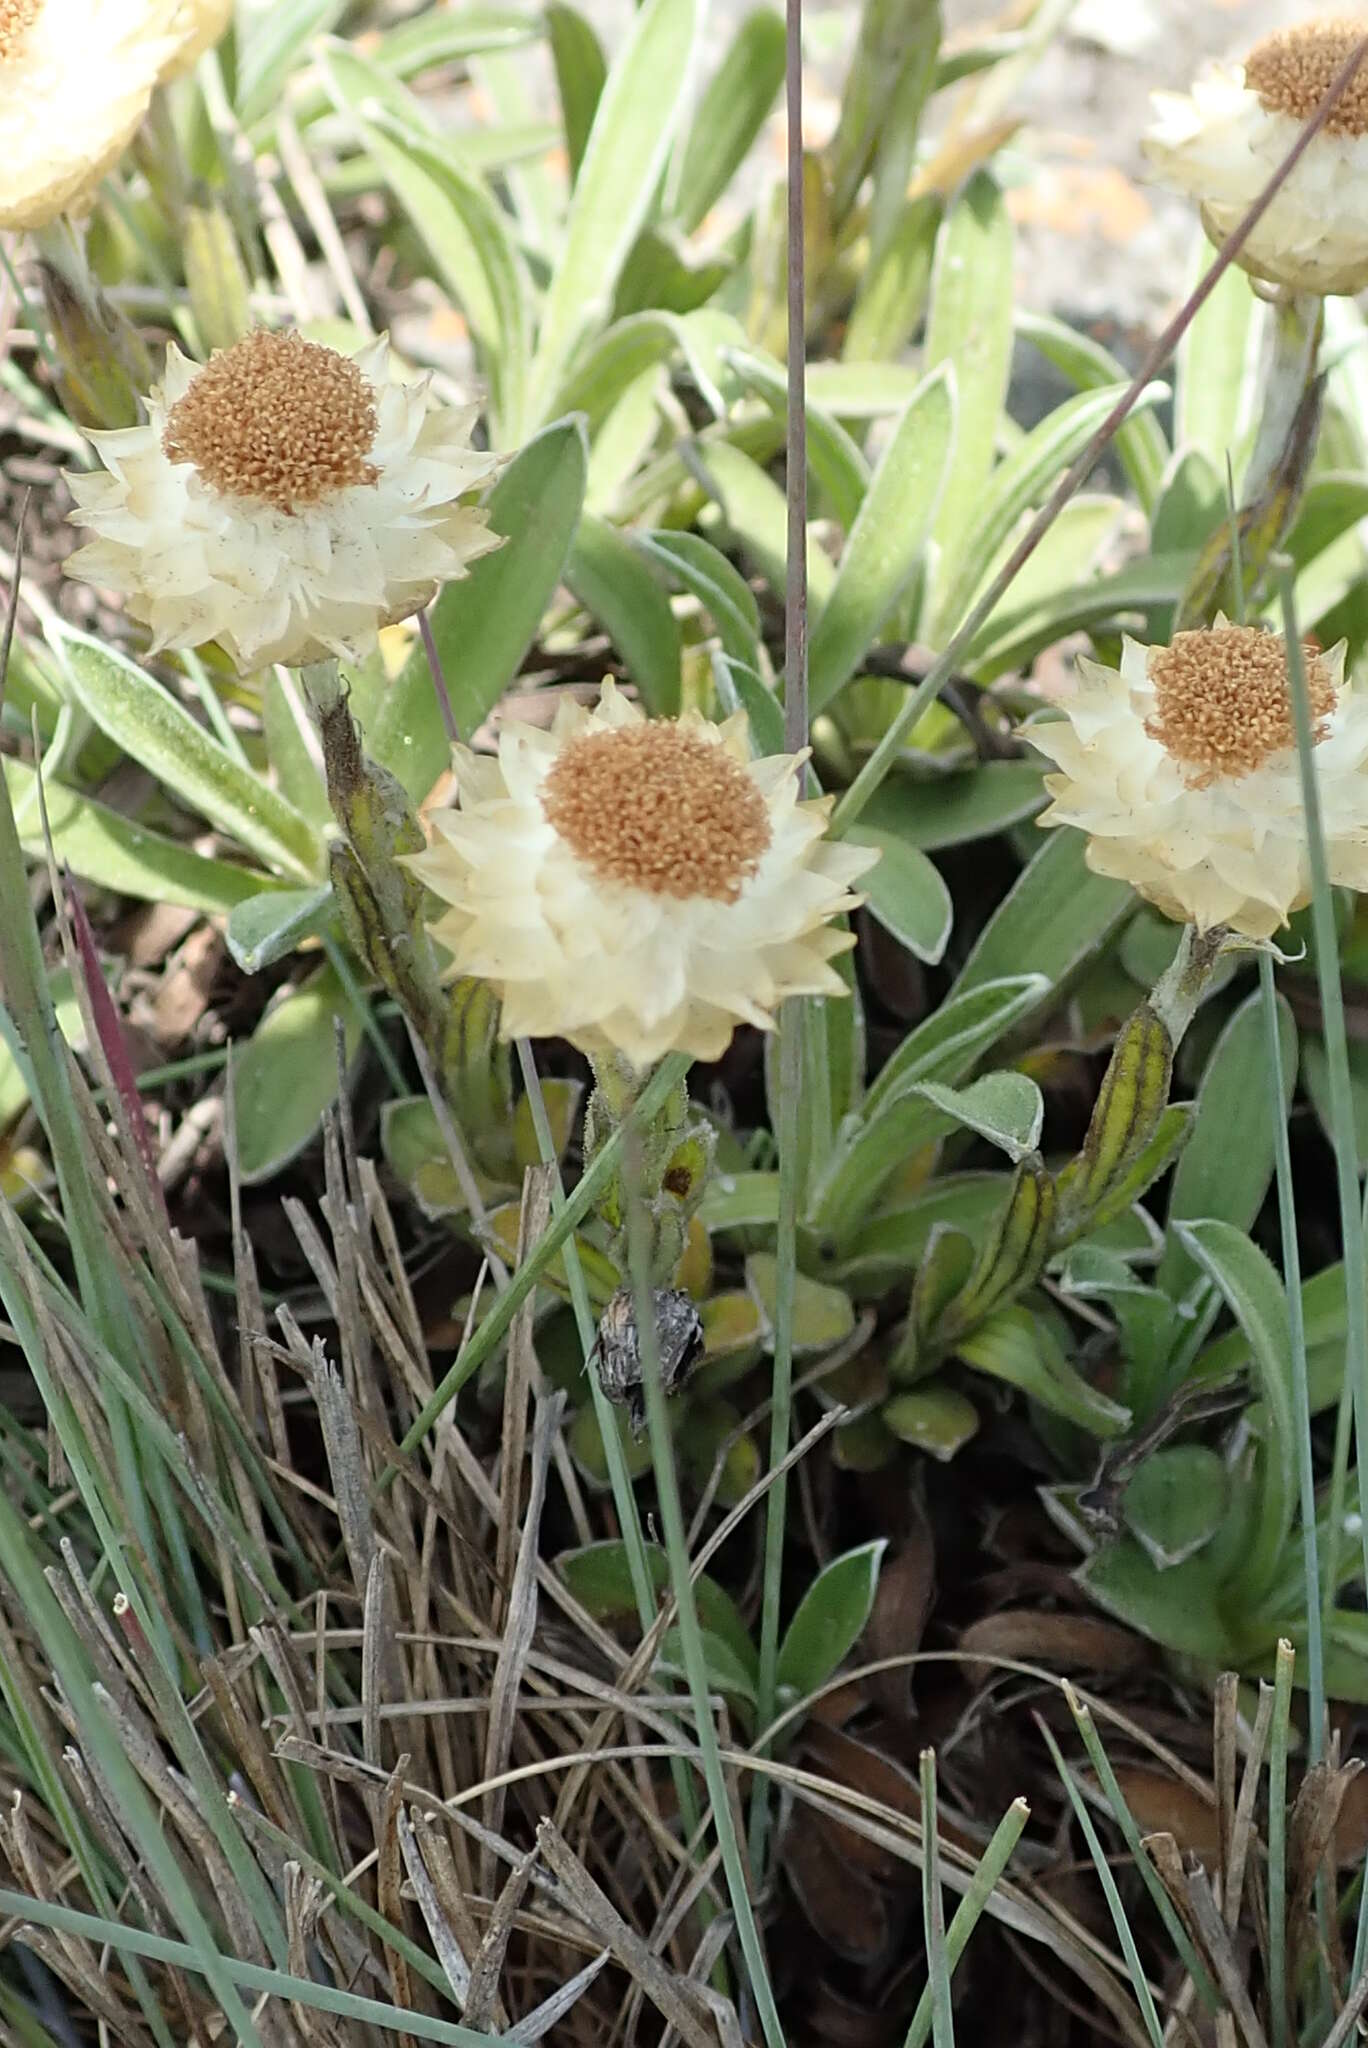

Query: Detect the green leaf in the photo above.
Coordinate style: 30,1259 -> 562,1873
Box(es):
775,1539 -> 887,1704
883,1384 -> 979,1460
1018,310 -> 1173,510
865,974 -> 1048,1118
699,1171 -> 780,1233
1286,473 -> 1368,574
724,347 -> 870,532
54,629 -> 322,882
1078,1538 -> 1242,1664
912,1072 -> 1043,1161
569,1404 -> 653,1485
237,0 -> 347,128
372,419 -> 588,802
808,365 -> 955,713
1173,1219 -> 1295,1594
3,759 -> 267,916
804,360 -> 927,418
675,6 -> 786,232
957,1303 -> 1130,1437
1150,447 -> 1224,558
745,1253 -> 855,1352
951,829 -> 1134,1005
713,655 -> 784,756
552,308 -> 736,430
531,0 -> 700,419
677,1398 -> 761,1509
547,2 -> 607,180
329,79 -> 533,444
556,1539 -> 757,1681
923,172 -> 1014,637
638,531 -> 761,667
611,227 -> 730,320
965,550 -> 1194,684
1303,1032 -> 1368,1172
565,515 -> 682,714
657,1624 -> 759,1705
1158,989 -> 1296,1301
698,442 -> 836,609
262,669 -> 331,831
846,827 -> 952,964
859,762 -> 1047,850
1122,1445 -> 1229,1570
224,884 -> 334,973
232,966 -> 362,1184
820,1174 -> 1010,1293
1175,240 -> 1263,472
939,381 -> 1169,634
844,192 -> 942,365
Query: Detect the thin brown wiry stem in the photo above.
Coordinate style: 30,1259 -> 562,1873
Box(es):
782,0 -> 807,753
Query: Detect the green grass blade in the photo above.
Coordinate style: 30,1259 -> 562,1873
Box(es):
1277,560 -> 1368,1974
1039,1721 -> 1165,2048
1258,951 -> 1325,1752
625,1168 -> 785,2048
389,1052 -> 692,1471
1268,1639 -> 1295,2048
0,1885 -> 504,2046
919,1750 -> 955,2048
903,1797 -> 1029,2048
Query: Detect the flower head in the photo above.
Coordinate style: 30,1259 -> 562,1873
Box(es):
0,0 -> 230,230
65,328 -> 502,670
1144,15 -> 1368,296
1031,622 -> 1368,937
406,682 -> 876,1067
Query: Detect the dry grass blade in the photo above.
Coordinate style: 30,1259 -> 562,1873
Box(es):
463,1842 -> 532,2034
505,1945 -> 611,2044
1182,1865 -> 1269,2048
397,1806 -> 472,2010
481,1394 -> 560,1893
535,1818 -> 720,2048
494,1167 -> 553,1626
1224,1682 -> 1273,1929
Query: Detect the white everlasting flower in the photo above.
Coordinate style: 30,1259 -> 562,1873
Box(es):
0,0 -> 230,230
1144,16 -> 1368,297
1031,623 -> 1368,939
65,328 -> 502,671
406,682 -> 877,1068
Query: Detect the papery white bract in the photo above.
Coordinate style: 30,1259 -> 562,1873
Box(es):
65,329 -> 502,671
0,0 -> 231,229
406,682 -> 877,1068
1032,623 -> 1368,938
1144,17 -> 1368,297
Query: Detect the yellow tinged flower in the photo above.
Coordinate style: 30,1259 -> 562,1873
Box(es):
65,328 -> 503,671
0,0 -> 231,230
406,682 -> 877,1068
1031,623 -> 1368,939
1144,15 -> 1368,297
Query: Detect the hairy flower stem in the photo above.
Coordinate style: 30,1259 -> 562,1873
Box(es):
583,1050 -> 710,1281
299,661 -> 512,1177
1147,922 -> 1233,1045
1177,290 -> 1323,628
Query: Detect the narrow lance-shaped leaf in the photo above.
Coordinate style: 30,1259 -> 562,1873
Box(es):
923,171 -> 1014,640
371,419 -> 588,803
530,0 -> 700,420
807,363 -> 955,714
775,1540 -> 887,1708
54,628 -> 323,882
